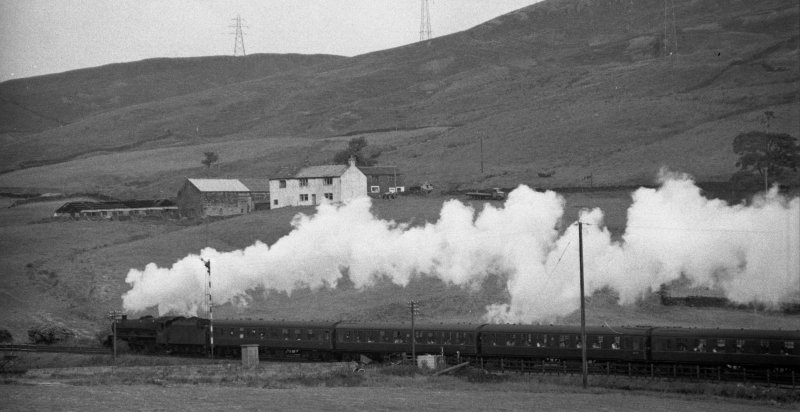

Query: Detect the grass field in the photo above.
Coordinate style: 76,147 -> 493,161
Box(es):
2,353 -> 798,410
1,188 -> 797,345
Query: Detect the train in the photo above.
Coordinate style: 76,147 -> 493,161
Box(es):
111,316 -> 800,370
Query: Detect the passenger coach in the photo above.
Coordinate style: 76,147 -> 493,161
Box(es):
335,322 -> 481,361
479,324 -> 651,362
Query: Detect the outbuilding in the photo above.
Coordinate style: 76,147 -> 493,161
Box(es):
176,178 -> 253,218
359,166 -> 404,197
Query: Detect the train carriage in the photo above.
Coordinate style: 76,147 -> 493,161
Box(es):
649,327 -> 800,369
213,319 -> 338,359
335,322 -> 481,362
478,324 -> 651,363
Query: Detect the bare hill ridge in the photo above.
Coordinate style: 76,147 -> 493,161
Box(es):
0,0 -> 798,194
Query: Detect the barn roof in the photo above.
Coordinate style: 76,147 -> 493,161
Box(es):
54,199 -> 176,214
239,178 -> 270,193
188,178 -> 250,192
359,166 -> 400,176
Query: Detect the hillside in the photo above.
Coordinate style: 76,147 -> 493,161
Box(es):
0,0 -> 798,196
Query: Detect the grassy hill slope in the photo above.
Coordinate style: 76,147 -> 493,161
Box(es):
0,0 -> 797,195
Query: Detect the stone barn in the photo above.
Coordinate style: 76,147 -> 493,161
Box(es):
176,178 -> 253,218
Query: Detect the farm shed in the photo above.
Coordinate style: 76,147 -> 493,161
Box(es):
239,178 -> 271,210
359,166 -> 404,197
268,157 -> 367,209
176,178 -> 254,218
53,199 -> 177,219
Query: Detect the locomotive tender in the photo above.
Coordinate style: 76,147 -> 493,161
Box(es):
112,316 -> 799,370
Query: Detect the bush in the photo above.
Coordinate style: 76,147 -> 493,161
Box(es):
27,324 -> 75,344
0,329 -> 12,343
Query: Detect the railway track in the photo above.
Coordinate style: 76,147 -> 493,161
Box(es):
0,344 -> 110,355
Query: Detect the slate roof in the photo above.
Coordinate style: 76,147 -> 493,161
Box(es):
55,199 -> 176,214
239,178 -> 270,192
188,178 -> 250,192
293,165 -> 348,178
359,166 -> 400,176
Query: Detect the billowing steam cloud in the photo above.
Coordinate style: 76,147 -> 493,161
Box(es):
122,171 -> 799,323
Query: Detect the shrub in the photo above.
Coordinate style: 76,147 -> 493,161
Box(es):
0,329 -> 12,343
27,324 -> 75,344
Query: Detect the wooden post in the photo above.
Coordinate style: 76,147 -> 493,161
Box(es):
578,222 -> 588,389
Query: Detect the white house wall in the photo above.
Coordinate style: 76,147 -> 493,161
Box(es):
341,166 -> 367,202
269,178 -> 340,208
268,165 -> 366,209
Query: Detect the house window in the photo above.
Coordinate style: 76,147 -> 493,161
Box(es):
300,194 -> 309,202
279,180 -> 286,188
370,186 -> 380,193
324,193 -> 333,200
273,199 -> 278,206
323,177 -> 333,185
299,178 -> 308,187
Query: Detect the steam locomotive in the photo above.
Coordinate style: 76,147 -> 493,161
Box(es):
112,316 -> 799,370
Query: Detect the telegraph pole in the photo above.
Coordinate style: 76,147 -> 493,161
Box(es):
409,300 -> 419,365
577,222 -> 588,389
419,0 -> 432,41
202,259 -> 214,358
480,136 -> 484,174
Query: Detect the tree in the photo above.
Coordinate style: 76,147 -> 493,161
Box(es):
201,152 -> 219,170
333,137 -> 378,166
732,131 -> 799,192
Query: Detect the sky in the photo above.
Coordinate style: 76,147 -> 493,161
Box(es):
0,0 -> 540,82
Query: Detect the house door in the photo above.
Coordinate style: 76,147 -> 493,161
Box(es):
312,194 -> 317,205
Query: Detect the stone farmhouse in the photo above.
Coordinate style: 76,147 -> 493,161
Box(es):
268,158 -> 367,209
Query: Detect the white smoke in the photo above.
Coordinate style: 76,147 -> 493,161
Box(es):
122,171 -> 800,323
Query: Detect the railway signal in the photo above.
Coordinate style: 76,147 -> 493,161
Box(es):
409,300 -> 421,365
107,310 -> 124,363
202,258 -> 214,358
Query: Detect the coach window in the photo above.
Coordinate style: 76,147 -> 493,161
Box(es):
379,330 -> 386,342
465,333 -> 473,345
307,329 -> 315,340
250,329 -> 256,337
559,335 -> 568,348
282,329 -> 289,340
427,332 -> 436,344
694,339 -> 707,352
592,336 -> 603,349
632,338 -> 640,351
239,328 -> 245,339
259,331 -> 265,339
506,334 -> 516,346
392,331 -> 402,343
343,331 -> 351,342
783,341 -> 795,355
612,336 -> 621,350
714,339 -> 725,353
229,329 -> 235,336
294,329 -> 302,340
